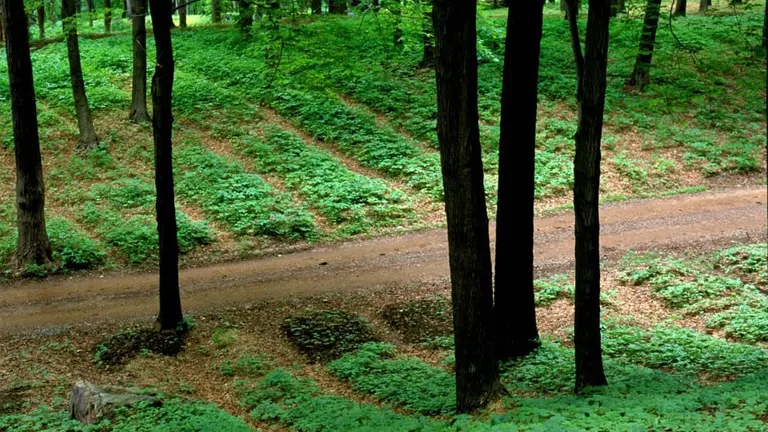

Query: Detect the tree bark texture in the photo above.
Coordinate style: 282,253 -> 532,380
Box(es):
130,0 -> 151,123
86,0 -> 94,26
37,6 -> 45,39
104,0 -> 112,32
1,0 -> 53,268
211,0 -> 221,21
432,0 -> 499,413
627,0 -> 662,90
494,0 -> 544,361
62,0 -> 100,150
178,0 -> 187,28
148,0 -> 184,331
237,0 -> 252,38
69,381 -> 160,425
419,0 -> 434,68
565,0 -> 610,393
0,12 -> 4,42
674,0 -> 686,16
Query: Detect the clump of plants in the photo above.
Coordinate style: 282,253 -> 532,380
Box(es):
93,327 -> 187,367
380,297 -> 452,343
282,310 -> 377,362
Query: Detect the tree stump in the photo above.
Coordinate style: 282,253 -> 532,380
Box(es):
69,380 -> 161,425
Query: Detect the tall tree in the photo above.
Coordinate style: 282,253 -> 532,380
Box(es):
104,0 -> 112,32
494,0 -> 544,361
62,0 -> 100,149
419,0 -> 434,67
699,0 -> 708,12
564,0 -> 610,393
0,11 -> 4,42
148,0 -> 184,331
211,0 -> 221,21
2,0 -> 53,268
85,0 -> 94,26
36,5 -> 45,39
432,0 -> 499,412
177,0 -> 187,28
130,0 -> 151,122
627,0 -> 662,90
674,0 -> 686,16
237,0 -> 253,38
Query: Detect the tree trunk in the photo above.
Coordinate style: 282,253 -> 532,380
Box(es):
432,0 -> 499,413
764,0 -> 767,150
85,0 -> 94,26
37,6 -> 45,39
148,0 -> 184,331
48,0 -> 57,26
419,0 -> 434,68
674,0 -> 686,16
104,0 -> 112,33
373,0 -> 379,11
493,0 -> 498,8
494,0 -> 544,362
627,0 -> 662,90
62,0 -> 100,150
699,0 -> 708,12
610,0 -> 624,16
237,0 -> 252,39
564,0 -> 610,394
329,0 -> 346,13
123,0 -> 128,17
169,0 -> 176,28
311,0 -> 321,13
69,381 -> 160,425
1,0 -> 53,269
211,0 -> 221,20
0,12 -> 4,42
130,0 -> 151,123
178,0 -> 187,28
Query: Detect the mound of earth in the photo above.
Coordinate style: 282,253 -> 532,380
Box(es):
94,327 -> 185,367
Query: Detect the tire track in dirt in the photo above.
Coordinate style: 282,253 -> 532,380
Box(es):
0,187 -> 765,333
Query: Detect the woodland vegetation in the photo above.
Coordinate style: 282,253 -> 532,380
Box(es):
0,0 -> 766,429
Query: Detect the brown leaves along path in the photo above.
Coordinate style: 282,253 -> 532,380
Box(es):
0,187 -> 765,333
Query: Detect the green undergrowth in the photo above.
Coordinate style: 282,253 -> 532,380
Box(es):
282,310 -> 378,362
620,245 -> 768,343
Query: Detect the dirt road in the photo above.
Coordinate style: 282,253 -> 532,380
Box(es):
0,187 -> 765,333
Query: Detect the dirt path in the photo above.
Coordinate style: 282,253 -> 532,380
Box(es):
0,187 -> 765,333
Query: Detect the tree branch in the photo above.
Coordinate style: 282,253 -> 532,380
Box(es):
564,0 -> 584,87
172,0 -> 200,12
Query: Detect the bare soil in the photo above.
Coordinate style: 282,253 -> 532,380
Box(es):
0,187 -> 765,334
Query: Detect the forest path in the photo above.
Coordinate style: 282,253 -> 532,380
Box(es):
0,187 -> 765,334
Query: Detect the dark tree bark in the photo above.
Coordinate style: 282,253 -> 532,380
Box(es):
104,0 -> 112,33
123,0 -> 128,17
493,0 -> 498,8
85,0 -> 94,26
177,0 -> 187,28
1,0 -> 53,268
329,0 -> 345,13
674,0 -> 686,16
37,6 -> 45,39
0,12 -> 4,42
62,0 -> 100,150
211,0 -> 221,21
627,0 -> 662,90
764,0 -> 767,150
564,0 -> 610,393
311,0 -> 321,13
237,0 -> 252,38
432,0 -> 499,413
169,0 -> 176,27
148,0 -> 184,331
419,0 -> 434,68
130,0 -> 151,123
494,0 -> 544,362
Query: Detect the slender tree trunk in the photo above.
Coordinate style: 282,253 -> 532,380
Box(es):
178,0 -> 187,28
627,0 -> 662,90
674,0 -> 686,16
699,0 -> 708,11
237,0 -> 252,38
123,0 -> 128,17
211,0 -> 221,21
62,0 -> 99,150
104,0 -> 112,33
432,0 -> 499,413
148,0 -> 184,331
49,0 -> 56,26
311,0 -> 321,13
493,0 -> 498,8
130,0 -> 150,122
36,6 -> 45,39
494,0 -> 544,362
85,0 -> 94,26
419,0 -> 434,68
169,0 -> 176,27
0,12 -> 4,42
329,0 -> 346,13
565,0 -> 610,393
393,1 -> 403,46
2,0 -> 53,269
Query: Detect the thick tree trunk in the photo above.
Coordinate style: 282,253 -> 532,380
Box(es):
494,0 -> 544,362
432,0 -> 499,413
1,0 -> 53,269
237,0 -> 252,38
419,0 -> 434,68
62,0 -> 100,150
104,0 -> 112,33
565,0 -> 610,393
311,0 -> 321,13
674,0 -> 686,16
329,0 -> 346,13
178,0 -> 187,28
627,0 -> 662,90
0,12 -> 4,42
130,0 -> 151,123
148,0 -> 184,331
211,0 -> 221,21
37,6 -> 45,39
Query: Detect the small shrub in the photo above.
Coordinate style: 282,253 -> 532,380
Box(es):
282,310 -> 377,362
93,327 -> 186,367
